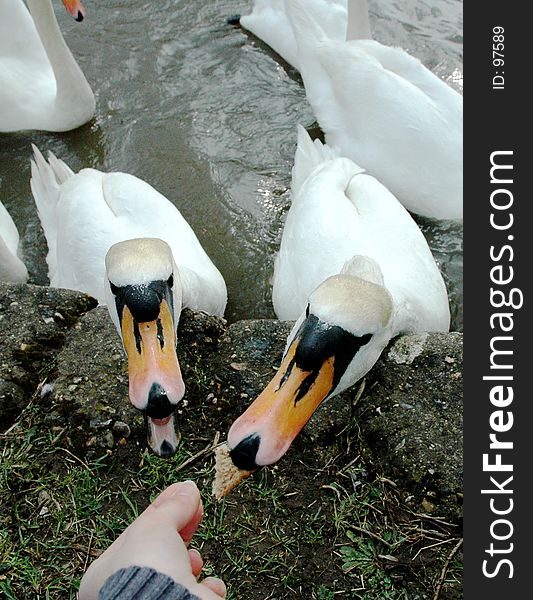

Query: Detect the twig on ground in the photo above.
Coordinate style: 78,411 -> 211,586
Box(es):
348,525 -> 395,549
175,431 -> 220,474
433,537 -> 463,600
412,537 -> 460,562
82,532 -> 96,571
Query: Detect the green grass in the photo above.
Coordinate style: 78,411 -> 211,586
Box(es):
0,401 -> 462,599
0,426 -> 132,598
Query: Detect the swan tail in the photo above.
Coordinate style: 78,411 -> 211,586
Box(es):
30,145 -> 73,280
46,150 -> 76,184
292,124 -> 339,195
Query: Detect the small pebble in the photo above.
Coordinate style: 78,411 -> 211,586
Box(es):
113,421 -> 131,437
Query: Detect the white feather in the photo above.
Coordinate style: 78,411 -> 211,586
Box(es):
286,0 -> 462,220
0,0 -> 95,132
29,147 -> 227,317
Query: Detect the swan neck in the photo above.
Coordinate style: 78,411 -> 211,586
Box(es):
25,0 -> 92,107
0,238 -> 28,283
346,0 -> 372,40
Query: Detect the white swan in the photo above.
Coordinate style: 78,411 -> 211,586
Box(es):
0,0 -> 95,133
284,0 -> 462,221
226,126 -> 450,470
0,200 -> 29,283
30,146 -> 227,456
238,0 -> 370,71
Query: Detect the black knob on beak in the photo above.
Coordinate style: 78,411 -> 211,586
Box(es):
144,383 -> 174,419
230,433 -> 261,471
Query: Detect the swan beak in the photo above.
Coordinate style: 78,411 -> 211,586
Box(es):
227,333 -> 335,470
146,414 -> 180,458
62,0 -> 86,22
121,299 -> 185,457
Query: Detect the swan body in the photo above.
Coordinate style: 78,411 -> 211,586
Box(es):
227,126 -> 450,470
30,146 -> 227,315
239,0 -> 365,71
283,0 -> 462,220
0,200 -> 28,283
30,146 -> 227,456
0,0 -> 95,132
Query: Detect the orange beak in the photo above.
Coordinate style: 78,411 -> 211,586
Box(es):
228,335 -> 335,469
62,0 -> 86,22
121,299 -> 185,456
121,299 -> 185,412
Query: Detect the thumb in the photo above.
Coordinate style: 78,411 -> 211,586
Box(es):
149,480 -> 202,532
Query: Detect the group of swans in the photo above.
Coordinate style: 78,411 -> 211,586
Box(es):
0,0 -> 227,454
1,1 -> 455,475
238,0 -> 463,220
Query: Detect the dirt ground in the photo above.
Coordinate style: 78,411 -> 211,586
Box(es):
1,382 -> 462,599
0,292 -> 462,599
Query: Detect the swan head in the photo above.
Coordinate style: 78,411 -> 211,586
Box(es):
105,238 -> 184,458
62,0 -> 86,22
227,272 -> 394,470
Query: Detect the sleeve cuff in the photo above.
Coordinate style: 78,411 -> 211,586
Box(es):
98,566 -> 202,600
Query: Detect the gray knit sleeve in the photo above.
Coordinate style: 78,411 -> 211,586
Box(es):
98,566 -> 202,599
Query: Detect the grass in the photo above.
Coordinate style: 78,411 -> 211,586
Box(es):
0,397 -> 462,599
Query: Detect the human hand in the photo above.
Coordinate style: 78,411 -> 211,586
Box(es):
78,480 -> 226,599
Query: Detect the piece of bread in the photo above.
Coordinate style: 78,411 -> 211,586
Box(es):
212,443 -> 253,501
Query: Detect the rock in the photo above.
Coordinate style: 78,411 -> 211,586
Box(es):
49,306 -> 137,451
0,282 -> 97,427
48,307 -> 227,453
209,321 -> 463,521
356,332 -> 463,521
113,421 -> 131,437
0,379 -> 26,426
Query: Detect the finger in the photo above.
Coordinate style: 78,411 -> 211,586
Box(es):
180,502 -> 203,545
102,481 -> 198,556
188,548 -> 203,577
200,577 -> 227,598
151,481 -> 193,509
150,480 -> 202,532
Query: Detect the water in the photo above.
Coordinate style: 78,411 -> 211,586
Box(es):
0,0 -> 463,329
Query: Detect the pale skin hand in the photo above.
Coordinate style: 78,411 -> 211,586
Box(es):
78,481 -> 226,599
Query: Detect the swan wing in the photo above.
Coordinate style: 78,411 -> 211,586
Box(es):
274,130 -> 365,319
349,39 -> 462,106
274,129 -> 449,330
0,200 -> 21,257
31,149 -> 226,311
343,173 -> 450,332
99,173 -> 227,314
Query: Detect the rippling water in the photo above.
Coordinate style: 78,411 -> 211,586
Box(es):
0,0 -> 463,329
